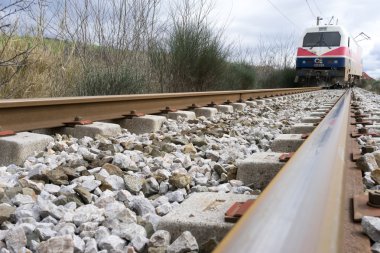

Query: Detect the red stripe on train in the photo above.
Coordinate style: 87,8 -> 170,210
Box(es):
297,47 -> 350,57
322,47 -> 349,56
297,48 -> 317,56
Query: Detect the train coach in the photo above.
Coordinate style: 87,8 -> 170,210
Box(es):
295,25 -> 362,87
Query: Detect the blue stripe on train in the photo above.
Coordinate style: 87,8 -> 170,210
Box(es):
296,57 -> 346,68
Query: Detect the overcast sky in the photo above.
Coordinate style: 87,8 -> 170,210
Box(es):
208,0 -> 379,78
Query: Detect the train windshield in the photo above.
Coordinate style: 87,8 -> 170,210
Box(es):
303,32 -> 341,48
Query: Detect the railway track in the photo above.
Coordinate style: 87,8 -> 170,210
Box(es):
0,87 -> 373,253
0,88 -> 316,132
216,89 -> 354,253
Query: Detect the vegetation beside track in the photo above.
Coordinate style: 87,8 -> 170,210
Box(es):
358,79 -> 380,94
0,0 -> 298,98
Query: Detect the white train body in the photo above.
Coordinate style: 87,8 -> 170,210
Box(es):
295,25 -> 362,86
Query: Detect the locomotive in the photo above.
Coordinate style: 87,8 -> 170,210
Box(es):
295,25 -> 362,87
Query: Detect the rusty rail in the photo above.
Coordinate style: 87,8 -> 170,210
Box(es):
214,89 -> 351,253
0,87 -> 319,132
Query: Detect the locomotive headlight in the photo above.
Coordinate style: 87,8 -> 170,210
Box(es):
302,60 -> 306,64
334,60 -> 338,64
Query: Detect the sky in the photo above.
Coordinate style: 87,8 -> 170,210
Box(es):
208,0 -> 380,78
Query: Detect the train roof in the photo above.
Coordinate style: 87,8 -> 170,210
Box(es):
303,25 -> 348,35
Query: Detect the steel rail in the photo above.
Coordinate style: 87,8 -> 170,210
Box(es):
214,89 -> 351,253
0,87 -> 319,132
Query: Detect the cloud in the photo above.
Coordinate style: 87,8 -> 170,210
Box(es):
363,43 -> 380,78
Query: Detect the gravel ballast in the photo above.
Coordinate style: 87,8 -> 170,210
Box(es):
350,88 -> 380,250
0,90 -> 343,252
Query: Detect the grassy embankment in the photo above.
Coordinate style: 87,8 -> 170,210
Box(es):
0,35 -> 297,98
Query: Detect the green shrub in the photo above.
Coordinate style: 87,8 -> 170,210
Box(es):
75,65 -> 143,96
218,62 -> 256,90
260,68 -> 297,88
167,22 -> 228,91
359,79 -> 380,94
279,68 -> 298,87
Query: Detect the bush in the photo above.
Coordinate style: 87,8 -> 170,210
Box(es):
279,68 -> 298,87
167,22 -> 228,92
218,62 -> 256,90
358,79 -> 380,94
74,65 -> 143,96
260,68 -> 297,88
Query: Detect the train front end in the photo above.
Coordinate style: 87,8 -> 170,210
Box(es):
295,25 -> 362,87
